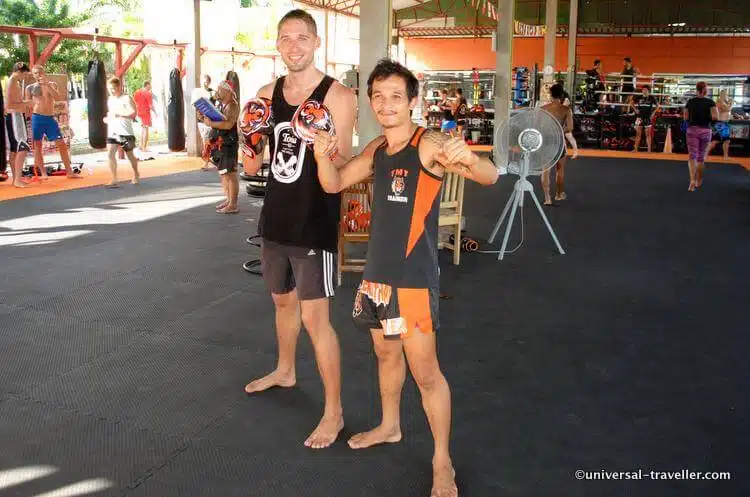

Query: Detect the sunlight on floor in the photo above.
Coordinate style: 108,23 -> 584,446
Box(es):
0,191 -> 225,247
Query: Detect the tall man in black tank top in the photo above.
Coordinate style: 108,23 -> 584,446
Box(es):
241,9 -> 357,450
314,60 -> 498,497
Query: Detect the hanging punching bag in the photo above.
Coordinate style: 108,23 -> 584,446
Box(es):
0,82 -> 8,180
86,59 -> 108,149
168,68 -> 186,151
226,70 -> 240,104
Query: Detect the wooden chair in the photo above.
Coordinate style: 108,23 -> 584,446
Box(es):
337,179 -> 373,286
438,171 -> 466,265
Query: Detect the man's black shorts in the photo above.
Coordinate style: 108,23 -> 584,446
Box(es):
260,238 -> 336,300
107,135 -> 136,152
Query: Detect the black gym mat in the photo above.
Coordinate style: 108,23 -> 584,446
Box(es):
0,160 -> 748,497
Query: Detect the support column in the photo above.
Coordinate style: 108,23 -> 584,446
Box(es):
566,0 -> 579,97
542,0 -> 558,102
357,0 -> 392,150
184,0 -> 201,156
29,34 -> 38,66
494,0 -> 514,169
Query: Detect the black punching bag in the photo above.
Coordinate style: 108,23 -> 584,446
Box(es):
226,70 -> 240,103
0,82 -> 7,179
87,59 -> 107,149
168,68 -> 185,151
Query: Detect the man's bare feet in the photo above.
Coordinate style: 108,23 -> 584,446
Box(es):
106,182 -> 120,189
217,205 -> 239,214
305,413 -> 344,449
348,424 -> 401,449
12,181 -> 31,188
555,192 -> 567,201
431,463 -> 458,497
132,174 -> 140,185
688,181 -> 695,192
66,172 -> 83,179
216,200 -> 228,210
244,369 -> 296,394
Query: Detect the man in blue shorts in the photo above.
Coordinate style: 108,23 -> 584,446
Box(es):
26,65 -> 80,179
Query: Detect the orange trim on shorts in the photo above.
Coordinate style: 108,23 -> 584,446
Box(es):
396,288 -> 433,336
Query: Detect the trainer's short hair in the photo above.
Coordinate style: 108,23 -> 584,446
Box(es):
367,59 -> 419,101
143,80 -> 151,86
12,62 -> 30,73
550,83 -> 565,100
278,9 -> 317,36
108,77 -> 121,87
593,59 -> 601,66
642,84 -> 651,91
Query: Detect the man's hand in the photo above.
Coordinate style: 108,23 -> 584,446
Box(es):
437,137 -> 477,171
313,130 -> 339,161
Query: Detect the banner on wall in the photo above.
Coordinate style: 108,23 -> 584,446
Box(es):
514,21 -> 547,37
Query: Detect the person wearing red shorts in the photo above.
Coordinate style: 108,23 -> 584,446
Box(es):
133,81 -> 154,152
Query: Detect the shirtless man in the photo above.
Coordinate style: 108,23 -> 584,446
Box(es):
541,84 -> 578,205
4,62 -> 35,187
313,59 -> 498,497
241,9 -> 356,450
26,65 -> 80,179
707,89 -> 733,160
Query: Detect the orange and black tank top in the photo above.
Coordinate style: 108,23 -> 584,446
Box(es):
363,127 -> 443,289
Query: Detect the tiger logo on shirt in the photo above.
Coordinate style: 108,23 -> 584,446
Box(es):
388,168 -> 409,203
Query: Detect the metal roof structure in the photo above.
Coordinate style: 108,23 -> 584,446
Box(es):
295,0 -> 750,36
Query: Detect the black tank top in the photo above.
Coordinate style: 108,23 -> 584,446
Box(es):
260,75 -> 340,252
363,127 -> 442,289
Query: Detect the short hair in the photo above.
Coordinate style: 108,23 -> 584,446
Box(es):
31,64 -> 44,72
278,9 -> 317,36
456,88 -> 463,96
366,59 -> 419,101
593,59 -> 601,66
642,84 -> 651,91
550,83 -> 565,100
12,62 -> 30,73
624,57 -> 632,63
203,74 -> 211,82
108,77 -> 121,87
696,81 -> 707,94
143,80 -> 151,86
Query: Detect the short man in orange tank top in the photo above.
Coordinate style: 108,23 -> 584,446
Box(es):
314,59 -> 499,497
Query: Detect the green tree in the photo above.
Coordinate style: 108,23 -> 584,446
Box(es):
0,0 -> 115,76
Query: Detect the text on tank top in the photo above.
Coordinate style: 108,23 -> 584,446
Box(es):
260,75 -> 340,252
363,127 -> 443,289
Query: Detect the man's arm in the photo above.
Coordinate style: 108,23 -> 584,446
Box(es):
324,82 -> 357,167
240,82 -> 275,176
314,134 -> 383,193
711,105 -> 719,121
46,81 -> 61,100
564,110 -> 579,158
422,130 -> 499,185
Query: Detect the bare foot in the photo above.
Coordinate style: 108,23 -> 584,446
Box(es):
244,369 -> 296,394
106,182 -> 120,189
431,463 -> 458,497
688,182 -> 695,192
218,206 -> 239,214
305,413 -> 344,449
132,173 -> 140,185
12,181 -> 31,188
216,200 -> 228,210
66,172 -> 83,179
348,424 -> 401,449
555,192 -> 567,201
